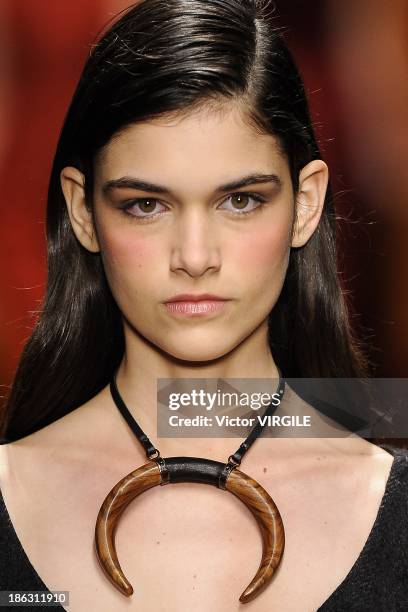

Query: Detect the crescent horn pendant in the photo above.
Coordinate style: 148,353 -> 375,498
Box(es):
95,457 -> 285,604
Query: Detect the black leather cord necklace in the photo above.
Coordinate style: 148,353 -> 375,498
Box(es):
95,372 -> 286,604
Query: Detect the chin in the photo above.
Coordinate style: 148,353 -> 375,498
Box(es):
159,335 -> 235,364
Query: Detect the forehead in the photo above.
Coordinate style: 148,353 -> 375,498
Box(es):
95,104 -> 289,188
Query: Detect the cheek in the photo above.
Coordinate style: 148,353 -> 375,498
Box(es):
98,229 -> 159,289
99,229 -> 152,267
231,222 -> 291,273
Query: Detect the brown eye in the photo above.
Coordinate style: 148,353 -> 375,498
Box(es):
122,198 -> 166,218
230,194 -> 250,210
218,192 -> 265,215
138,199 -> 157,213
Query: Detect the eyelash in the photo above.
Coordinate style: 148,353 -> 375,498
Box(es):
120,192 -> 267,221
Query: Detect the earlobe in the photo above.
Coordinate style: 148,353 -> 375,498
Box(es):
291,159 -> 329,248
60,166 -> 100,253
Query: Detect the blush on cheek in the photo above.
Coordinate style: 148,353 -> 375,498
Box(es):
233,224 -> 290,270
99,230 -> 154,269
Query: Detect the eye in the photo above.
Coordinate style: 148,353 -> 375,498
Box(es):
121,198 -> 167,218
218,192 -> 266,215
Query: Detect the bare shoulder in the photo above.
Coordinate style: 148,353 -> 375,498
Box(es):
345,438 -> 395,487
316,438 -> 395,497
309,438 -> 396,525
0,383 -> 120,490
255,437 -> 396,519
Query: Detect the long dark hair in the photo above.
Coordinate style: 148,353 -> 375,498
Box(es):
1,0 -> 372,442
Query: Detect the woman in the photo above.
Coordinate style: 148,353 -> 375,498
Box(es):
0,1 -> 407,610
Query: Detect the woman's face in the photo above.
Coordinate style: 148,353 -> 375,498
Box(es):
90,105 -> 296,362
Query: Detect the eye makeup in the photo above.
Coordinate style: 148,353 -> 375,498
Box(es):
118,191 -> 269,222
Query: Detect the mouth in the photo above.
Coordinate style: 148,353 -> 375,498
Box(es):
163,294 -> 231,317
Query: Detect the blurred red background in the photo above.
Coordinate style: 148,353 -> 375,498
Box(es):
0,0 -> 407,399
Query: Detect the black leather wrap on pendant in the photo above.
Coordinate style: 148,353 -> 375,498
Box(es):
110,371 -> 285,493
155,456 -> 234,489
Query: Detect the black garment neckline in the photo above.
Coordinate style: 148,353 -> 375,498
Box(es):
0,448 -> 403,610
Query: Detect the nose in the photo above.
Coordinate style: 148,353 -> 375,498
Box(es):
169,208 -> 221,278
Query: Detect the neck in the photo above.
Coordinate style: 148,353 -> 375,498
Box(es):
106,324 -> 372,465
113,319 -> 280,458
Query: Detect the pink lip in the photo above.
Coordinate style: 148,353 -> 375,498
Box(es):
164,300 -> 227,316
164,293 -> 228,302
163,294 -> 230,317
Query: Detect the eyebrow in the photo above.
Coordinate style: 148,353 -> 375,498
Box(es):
101,173 -> 282,196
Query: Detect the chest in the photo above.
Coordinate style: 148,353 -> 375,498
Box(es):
3,463 -> 379,612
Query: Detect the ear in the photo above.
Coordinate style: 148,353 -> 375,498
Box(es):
60,166 -> 100,253
291,159 -> 329,248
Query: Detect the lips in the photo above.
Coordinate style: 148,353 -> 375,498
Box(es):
164,293 -> 228,302
163,294 -> 230,317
